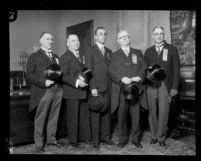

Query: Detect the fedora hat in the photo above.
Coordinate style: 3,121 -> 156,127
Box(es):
145,64 -> 166,82
122,81 -> 143,101
88,95 -> 108,113
45,63 -> 62,81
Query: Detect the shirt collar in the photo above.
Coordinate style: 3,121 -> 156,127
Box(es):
41,47 -> 52,53
121,46 -> 130,52
96,42 -> 104,50
69,49 -> 79,58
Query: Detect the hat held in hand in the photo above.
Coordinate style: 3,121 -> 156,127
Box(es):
88,95 -> 108,113
145,64 -> 166,82
122,81 -> 143,101
79,67 -> 92,83
45,63 -> 62,81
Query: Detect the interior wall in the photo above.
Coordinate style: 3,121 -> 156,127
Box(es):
9,10 -> 171,71
9,10 -> 59,71
56,10 -> 118,56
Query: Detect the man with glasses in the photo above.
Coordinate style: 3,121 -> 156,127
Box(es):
85,27 -> 115,150
144,26 -> 180,146
109,30 -> 147,148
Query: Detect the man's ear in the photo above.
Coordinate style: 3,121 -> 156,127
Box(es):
39,38 -> 43,44
117,38 -> 120,44
94,35 -> 97,41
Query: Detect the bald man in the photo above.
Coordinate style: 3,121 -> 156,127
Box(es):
109,30 -> 147,148
59,34 -> 91,147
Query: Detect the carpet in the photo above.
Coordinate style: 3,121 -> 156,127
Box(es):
10,130 -> 195,155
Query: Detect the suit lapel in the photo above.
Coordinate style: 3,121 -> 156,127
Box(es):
94,44 -> 105,60
38,49 -> 52,64
68,50 -> 83,67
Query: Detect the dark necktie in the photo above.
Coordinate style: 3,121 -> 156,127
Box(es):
156,46 -> 160,55
100,46 -> 105,56
76,52 -> 81,63
46,51 -> 53,61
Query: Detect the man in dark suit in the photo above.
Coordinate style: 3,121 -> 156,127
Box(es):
109,30 -> 147,148
144,26 -> 180,146
85,27 -> 115,150
59,34 -> 91,147
26,32 -> 63,153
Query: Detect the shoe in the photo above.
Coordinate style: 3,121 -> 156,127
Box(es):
132,141 -> 143,148
36,146 -> 45,153
46,141 -> 64,147
101,140 -> 116,145
69,143 -> 78,148
117,141 -> 127,148
92,144 -> 100,150
150,139 -> 158,144
158,141 -> 166,146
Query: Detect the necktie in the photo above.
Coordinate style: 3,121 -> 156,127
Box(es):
124,49 -> 129,57
100,46 -> 105,56
76,52 -> 81,63
156,46 -> 161,55
46,50 -> 52,60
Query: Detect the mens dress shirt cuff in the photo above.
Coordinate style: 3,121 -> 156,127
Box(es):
75,79 -> 80,88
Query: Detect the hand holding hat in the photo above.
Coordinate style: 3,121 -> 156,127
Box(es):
145,64 -> 166,82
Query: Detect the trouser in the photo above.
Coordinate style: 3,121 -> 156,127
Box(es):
34,85 -> 63,147
118,92 -> 140,143
90,92 -> 111,145
66,99 -> 91,144
147,82 -> 170,141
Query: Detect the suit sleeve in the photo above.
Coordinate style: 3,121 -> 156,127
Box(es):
171,46 -> 180,90
26,54 -> 46,88
108,53 -> 124,84
59,54 -> 77,88
84,48 -> 96,90
137,51 -> 147,82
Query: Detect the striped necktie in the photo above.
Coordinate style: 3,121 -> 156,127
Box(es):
100,46 -> 105,56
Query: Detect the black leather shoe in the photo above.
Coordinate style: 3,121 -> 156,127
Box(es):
46,141 -> 64,147
101,140 -> 116,145
92,144 -> 100,150
117,141 -> 127,148
69,143 -> 78,148
36,146 -> 45,153
150,139 -> 158,144
158,141 -> 166,146
132,141 -> 143,148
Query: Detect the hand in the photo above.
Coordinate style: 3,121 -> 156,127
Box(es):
131,76 -> 141,82
169,89 -> 178,97
121,77 -> 132,85
91,89 -> 98,96
78,79 -> 88,88
45,80 -> 55,87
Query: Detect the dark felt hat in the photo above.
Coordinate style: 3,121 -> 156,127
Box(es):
45,63 -> 62,81
81,67 -> 93,83
88,95 -> 108,113
122,81 -> 143,101
145,64 -> 166,82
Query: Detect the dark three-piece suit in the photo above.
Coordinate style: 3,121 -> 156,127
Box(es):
85,44 -> 112,146
59,49 -> 91,145
109,47 -> 147,144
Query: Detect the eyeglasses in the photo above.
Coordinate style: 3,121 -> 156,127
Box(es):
118,35 -> 130,39
154,33 -> 164,36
